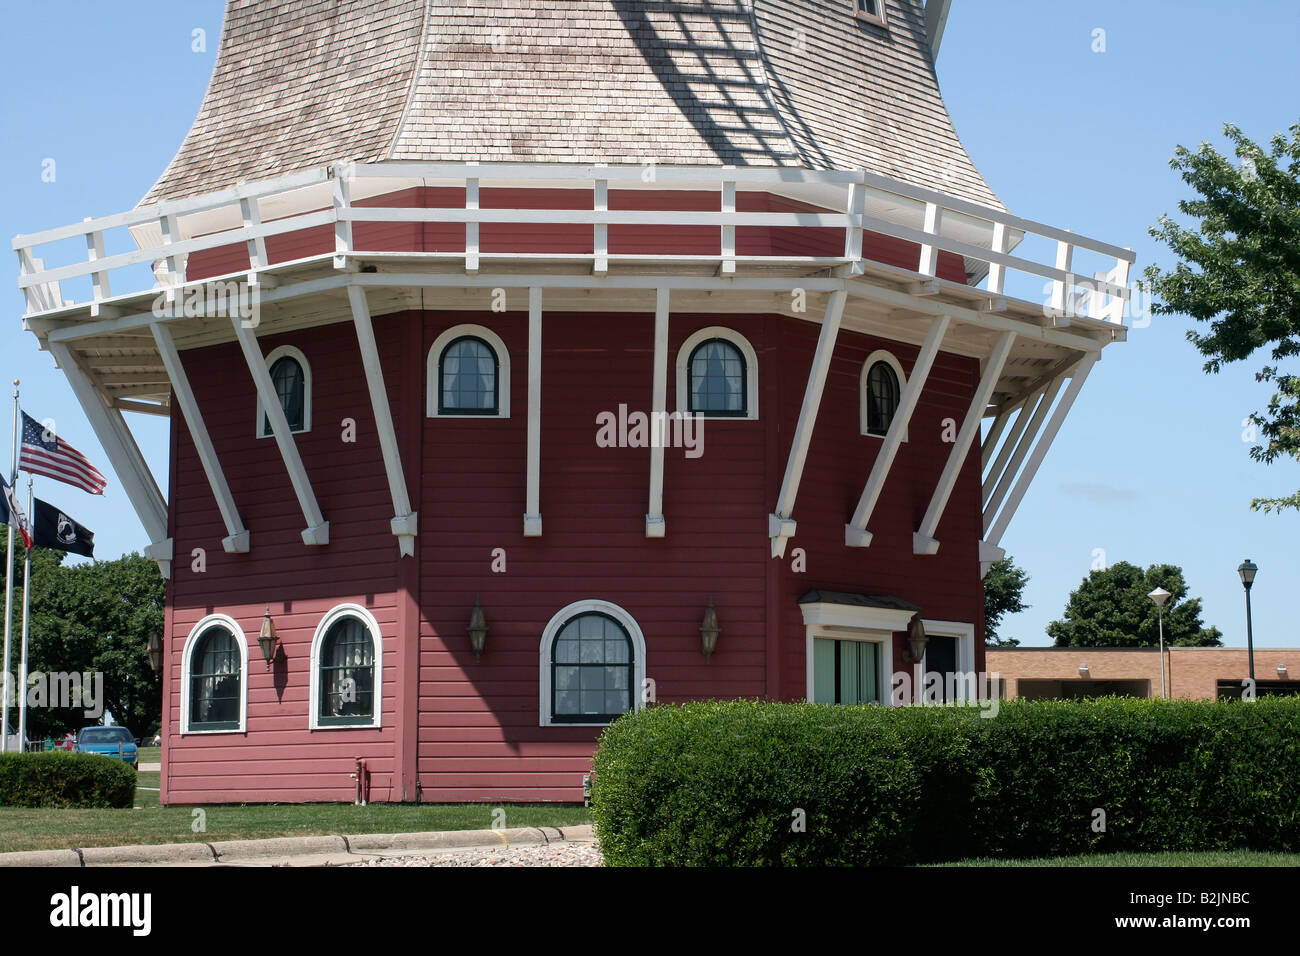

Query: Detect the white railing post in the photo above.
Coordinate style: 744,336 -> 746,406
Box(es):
1108,257 -> 1131,324
594,177 -> 609,274
465,168 -> 480,275
721,175 -> 736,274
332,165 -> 352,270
1050,238 -> 1074,315
85,224 -> 112,308
241,195 -> 268,274
159,213 -> 183,301
844,180 -> 865,269
918,201 -> 943,277
986,220 -> 1008,294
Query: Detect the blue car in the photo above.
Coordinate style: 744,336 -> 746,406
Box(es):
76,726 -> 138,769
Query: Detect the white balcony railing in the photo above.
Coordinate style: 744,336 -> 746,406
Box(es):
13,161 -> 1134,324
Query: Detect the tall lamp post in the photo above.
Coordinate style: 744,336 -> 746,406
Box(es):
1238,559 -> 1258,682
1148,587 -> 1171,699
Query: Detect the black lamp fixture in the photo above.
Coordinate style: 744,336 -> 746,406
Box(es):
699,599 -> 720,662
147,631 -> 163,674
258,606 -> 279,668
1238,559 -> 1258,680
468,596 -> 488,662
904,614 -> 928,665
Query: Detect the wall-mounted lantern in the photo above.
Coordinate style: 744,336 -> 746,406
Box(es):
1078,663 -> 1090,677
468,596 -> 488,662
700,599 -> 720,662
258,606 -> 279,668
1278,664 -> 1288,678
147,631 -> 163,674
904,614 -> 928,665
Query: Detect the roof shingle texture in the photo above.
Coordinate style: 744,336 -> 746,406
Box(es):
142,0 -> 1002,210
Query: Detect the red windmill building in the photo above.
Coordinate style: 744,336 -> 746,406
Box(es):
15,1 -> 1132,803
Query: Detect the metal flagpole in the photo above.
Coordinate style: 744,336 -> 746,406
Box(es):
2,380 -> 18,752
18,476 -> 32,750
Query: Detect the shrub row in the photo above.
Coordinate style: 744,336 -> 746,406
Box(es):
590,697 -> 1300,865
0,752 -> 136,808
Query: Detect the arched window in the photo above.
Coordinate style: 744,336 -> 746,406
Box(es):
181,614 -> 248,734
310,605 -> 383,729
427,325 -> 511,418
675,326 -> 759,420
257,345 -> 311,437
539,600 -> 647,726
860,350 -> 907,439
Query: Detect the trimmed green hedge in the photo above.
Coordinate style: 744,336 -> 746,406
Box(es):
591,697 -> 1300,866
0,752 -> 136,808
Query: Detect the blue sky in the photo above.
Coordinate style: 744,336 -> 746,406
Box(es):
1,1 -> 1296,649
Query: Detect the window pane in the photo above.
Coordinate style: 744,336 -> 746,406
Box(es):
549,612 -> 635,721
689,339 -> 746,413
556,689 -> 579,714
813,638 -> 836,705
441,337 -> 497,412
190,626 -> 241,726
319,617 -> 375,720
268,356 -> 305,432
867,361 -> 900,435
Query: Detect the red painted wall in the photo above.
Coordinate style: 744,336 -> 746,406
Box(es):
162,187 -> 986,804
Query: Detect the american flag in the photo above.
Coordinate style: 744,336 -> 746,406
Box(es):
18,412 -> 108,495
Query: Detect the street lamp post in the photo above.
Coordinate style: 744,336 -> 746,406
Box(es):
1148,587 -> 1171,699
1238,559 -> 1258,682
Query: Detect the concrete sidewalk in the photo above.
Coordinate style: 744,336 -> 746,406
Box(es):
0,824 -> 595,868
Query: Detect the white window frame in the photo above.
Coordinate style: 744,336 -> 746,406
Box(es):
860,349 -> 908,440
676,326 -> 759,420
920,619 -> 977,701
427,324 -> 511,418
849,0 -> 888,28
308,603 -> 384,730
539,599 -> 647,727
179,613 -> 249,735
255,344 -> 312,438
800,600 -> 913,707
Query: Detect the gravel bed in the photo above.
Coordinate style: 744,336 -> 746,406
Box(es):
348,840 -> 603,867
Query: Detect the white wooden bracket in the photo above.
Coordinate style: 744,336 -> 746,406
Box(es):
524,286 -> 543,536
348,284 -> 418,557
151,322 -> 250,553
646,288 -> 669,537
913,330 -> 1016,555
845,314 -> 950,547
769,288 -> 847,558
232,317 -> 329,545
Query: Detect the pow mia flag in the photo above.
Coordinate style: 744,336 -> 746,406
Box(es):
32,498 -> 95,557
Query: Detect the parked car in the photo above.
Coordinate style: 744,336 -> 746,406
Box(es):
3,722 -> 27,753
76,726 -> 138,769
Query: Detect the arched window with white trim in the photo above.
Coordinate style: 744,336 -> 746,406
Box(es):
310,604 -> 383,729
539,600 -> 647,727
860,350 -> 907,439
180,614 -> 249,734
675,326 -> 759,420
427,324 -> 511,418
256,345 -> 311,437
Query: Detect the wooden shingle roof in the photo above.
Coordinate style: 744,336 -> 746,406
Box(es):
142,0 -> 1001,209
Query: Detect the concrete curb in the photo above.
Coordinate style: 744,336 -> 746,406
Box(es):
0,824 -> 596,867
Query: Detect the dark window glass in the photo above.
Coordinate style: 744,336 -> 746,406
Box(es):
439,336 -> 499,414
551,613 -> 633,723
856,0 -> 882,18
263,355 -> 306,435
866,361 -> 901,436
318,617 -> 376,725
189,626 -> 241,729
688,338 -> 747,415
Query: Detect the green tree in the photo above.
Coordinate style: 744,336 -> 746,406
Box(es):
983,556 -> 1028,647
1,530 -> 162,739
1145,121 -> 1300,512
1047,561 -> 1222,648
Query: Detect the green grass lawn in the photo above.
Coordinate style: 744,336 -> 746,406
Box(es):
935,850 -> 1300,867
0,771 -> 590,853
136,746 -> 160,765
